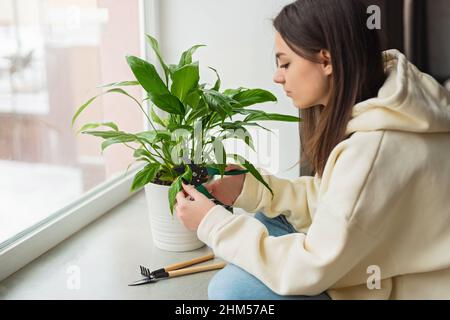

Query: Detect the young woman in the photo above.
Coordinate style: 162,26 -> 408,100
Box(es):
175,0 -> 450,300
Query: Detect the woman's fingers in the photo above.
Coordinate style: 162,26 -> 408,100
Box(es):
225,164 -> 243,171
181,182 -> 205,200
176,191 -> 186,205
225,165 -> 233,171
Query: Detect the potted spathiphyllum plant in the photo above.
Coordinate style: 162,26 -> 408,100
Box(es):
71,34 -> 300,252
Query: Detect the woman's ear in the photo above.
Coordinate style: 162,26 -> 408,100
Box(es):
319,49 -> 333,76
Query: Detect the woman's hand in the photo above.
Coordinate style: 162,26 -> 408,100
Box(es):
175,182 -> 216,231
204,164 -> 246,206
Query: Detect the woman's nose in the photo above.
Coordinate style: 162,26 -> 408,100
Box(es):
273,70 -> 285,84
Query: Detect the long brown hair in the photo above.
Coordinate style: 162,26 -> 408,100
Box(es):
273,0 -> 386,177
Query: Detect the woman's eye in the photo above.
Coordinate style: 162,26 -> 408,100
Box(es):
280,63 -> 290,69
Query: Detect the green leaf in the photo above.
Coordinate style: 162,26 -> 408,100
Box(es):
101,136 -> 137,151
208,67 -> 221,91
168,64 -> 179,75
135,130 -> 172,144
170,62 -> 200,103
244,112 -> 301,122
125,55 -> 166,95
181,164 -> 193,184
158,172 -> 174,182
169,165 -> 192,215
131,163 -> 161,191
76,122 -> 119,135
135,157 -> 150,163
178,45 -> 206,68
161,143 -> 173,161
133,148 -> 153,161
81,130 -> 130,139
80,130 -> 142,152
222,87 -> 247,98
220,121 -> 274,134
150,105 -> 168,128
232,89 -> 277,107
185,89 -> 202,109
72,88 -> 141,127
152,94 -> 186,115
72,95 -> 97,127
167,124 -> 194,132
97,81 -> 140,88
126,55 -> 185,115
211,137 -> 227,165
106,87 -> 143,105
207,113 -> 225,127
185,99 -> 208,124
228,154 -> 273,197
168,176 -> 183,215
234,107 -> 301,123
146,34 -> 171,85
201,89 -> 234,120
207,163 -> 227,178
221,127 -> 255,151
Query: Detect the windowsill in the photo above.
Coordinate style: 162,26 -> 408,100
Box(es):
0,190 -> 223,300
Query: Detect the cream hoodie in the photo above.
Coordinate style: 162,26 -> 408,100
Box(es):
197,50 -> 450,300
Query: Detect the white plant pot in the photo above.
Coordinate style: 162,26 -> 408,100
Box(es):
144,182 -> 205,252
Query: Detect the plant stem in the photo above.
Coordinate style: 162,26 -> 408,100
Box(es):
123,142 -> 137,151
191,135 -> 195,161
143,143 -> 172,165
129,95 -> 152,127
123,142 -> 159,163
138,99 -> 171,163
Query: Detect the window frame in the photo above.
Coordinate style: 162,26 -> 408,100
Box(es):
0,0 -> 161,282
0,164 -> 145,282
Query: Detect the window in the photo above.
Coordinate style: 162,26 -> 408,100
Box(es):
0,0 -> 144,245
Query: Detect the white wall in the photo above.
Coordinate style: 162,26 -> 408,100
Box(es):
149,0 -> 299,179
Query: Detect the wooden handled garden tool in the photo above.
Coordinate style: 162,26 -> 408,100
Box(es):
129,253 -> 226,286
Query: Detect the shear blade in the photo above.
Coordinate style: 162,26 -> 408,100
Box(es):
128,277 -> 156,286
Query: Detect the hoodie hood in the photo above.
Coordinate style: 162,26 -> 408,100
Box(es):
346,49 -> 450,135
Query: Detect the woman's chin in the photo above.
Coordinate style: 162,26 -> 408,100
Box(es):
290,99 -> 301,109
293,102 -> 309,110
294,101 -> 322,110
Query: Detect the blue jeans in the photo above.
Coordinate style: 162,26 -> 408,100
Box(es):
208,212 -> 331,300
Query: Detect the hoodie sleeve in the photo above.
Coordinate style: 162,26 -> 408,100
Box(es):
197,132 -> 386,296
233,168 -> 320,231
